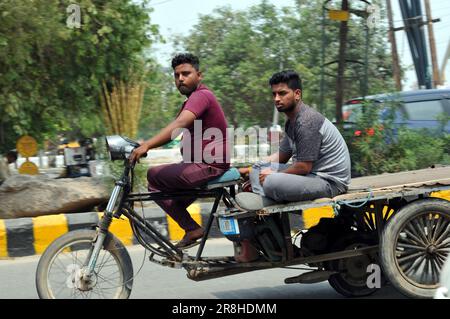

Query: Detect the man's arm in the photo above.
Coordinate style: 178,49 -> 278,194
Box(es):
240,151 -> 291,176
257,151 -> 293,184
265,151 -> 291,164
280,161 -> 313,175
259,158 -> 311,185
129,110 -> 196,162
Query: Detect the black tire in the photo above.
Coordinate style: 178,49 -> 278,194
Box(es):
36,229 -> 133,299
380,198 -> 450,299
326,233 -> 382,297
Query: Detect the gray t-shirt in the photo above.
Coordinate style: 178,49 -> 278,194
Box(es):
279,103 -> 351,192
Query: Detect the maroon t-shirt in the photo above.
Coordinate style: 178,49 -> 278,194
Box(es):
178,84 -> 230,170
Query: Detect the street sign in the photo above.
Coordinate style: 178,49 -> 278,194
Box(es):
18,160 -> 39,175
328,10 -> 349,22
16,135 -> 38,158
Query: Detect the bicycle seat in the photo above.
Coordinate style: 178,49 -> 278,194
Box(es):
205,167 -> 241,190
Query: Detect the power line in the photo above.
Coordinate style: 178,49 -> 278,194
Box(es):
392,13 -> 450,26
393,15 -> 426,23
434,23 -> 450,30
434,14 -> 450,20
151,0 -> 178,6
432,5 -> 450,12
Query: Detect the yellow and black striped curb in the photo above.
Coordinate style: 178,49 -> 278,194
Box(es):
2,190 -> 447,259
0,203 -> 302,259
0,204 -> 201,258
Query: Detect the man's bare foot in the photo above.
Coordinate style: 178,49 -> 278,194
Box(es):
175,227 -> 204,249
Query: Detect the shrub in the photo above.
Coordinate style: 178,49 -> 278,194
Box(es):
344,100 -> 449,177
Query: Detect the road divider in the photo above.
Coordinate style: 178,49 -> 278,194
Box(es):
0,220 -> 7,258
0,203 -> 218,258
9,190 -> 450,258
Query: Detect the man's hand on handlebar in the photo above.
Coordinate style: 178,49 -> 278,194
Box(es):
129,143 -> 149,163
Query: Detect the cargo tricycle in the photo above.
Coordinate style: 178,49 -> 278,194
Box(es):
35,136 -> 450,299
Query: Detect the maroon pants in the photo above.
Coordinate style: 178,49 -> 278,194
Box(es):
147,163 -> 227,232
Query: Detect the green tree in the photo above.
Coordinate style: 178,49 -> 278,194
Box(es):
288,0 -> 396,118
175,3 -> 284,128
138,62 -> 184,140
0,0 -> 159,152
173,0 -> 396,129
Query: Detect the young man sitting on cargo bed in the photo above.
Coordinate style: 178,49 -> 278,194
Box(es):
241,70 -> 351,202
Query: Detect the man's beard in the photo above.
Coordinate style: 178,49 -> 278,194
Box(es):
178,85 -> 195,96
277,101 -> 297,113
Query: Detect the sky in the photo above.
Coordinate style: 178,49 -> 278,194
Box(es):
148,0 -> 450,91
149,0 -> 294,64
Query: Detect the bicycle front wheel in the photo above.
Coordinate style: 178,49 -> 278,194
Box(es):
36,229 -> 133,299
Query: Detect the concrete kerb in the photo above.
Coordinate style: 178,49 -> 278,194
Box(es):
0,203 -> 225,259
3,191 -> 448,259
0,202 -> 304,259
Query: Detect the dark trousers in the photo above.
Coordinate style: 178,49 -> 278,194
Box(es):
147,162 -> 226,232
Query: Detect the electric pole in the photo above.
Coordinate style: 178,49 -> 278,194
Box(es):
335,0 -> 349,126
272,60 -> 283,128
386,0 -> 402,91
424,0 -> 441,88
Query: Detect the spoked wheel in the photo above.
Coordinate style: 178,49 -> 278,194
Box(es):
36,229 -> 133,299
381,198 -> 450,298
326,233 -> 382,297
341,202 -> 399,234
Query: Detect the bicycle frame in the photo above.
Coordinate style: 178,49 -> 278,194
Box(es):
37,135 -> 450,298
83,160 -> 238,277
83,159 -> 379,283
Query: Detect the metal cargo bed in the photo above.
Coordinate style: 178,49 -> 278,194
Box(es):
229,166 -> 450,216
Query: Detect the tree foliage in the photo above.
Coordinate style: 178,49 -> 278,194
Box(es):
100,77 -> 146,139
0,0 -> 399,150
172,0 -> 395,128
137,63 -> 184,140
0,0 -> 159,152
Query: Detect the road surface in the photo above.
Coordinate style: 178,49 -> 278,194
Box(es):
0,238 -> 405,299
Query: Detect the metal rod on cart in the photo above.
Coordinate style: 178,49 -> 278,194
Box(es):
195,192 -> 223,261
122,209 -> 182,260
374,203 -> 385,240
127,190 -> 222,202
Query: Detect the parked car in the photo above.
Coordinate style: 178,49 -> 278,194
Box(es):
342,89 -> 450,135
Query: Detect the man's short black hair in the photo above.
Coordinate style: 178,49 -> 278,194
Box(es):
171,53 -> 200,71
269,70 -> 302,91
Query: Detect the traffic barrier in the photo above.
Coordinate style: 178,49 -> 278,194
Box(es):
0,202 -> 304,258
0,204 -> 214,258
9,190 -> 449,258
